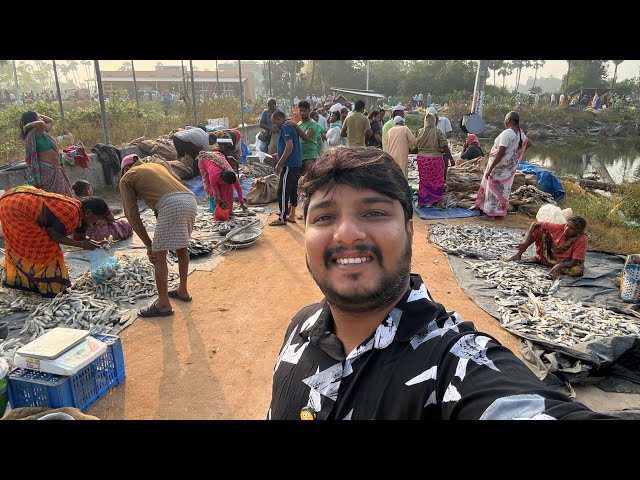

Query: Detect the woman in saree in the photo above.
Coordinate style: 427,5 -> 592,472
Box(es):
72,180 -> 133,242
0,186 -> 108,297
414,112 -> 453,206
19,111 -> 73,197
475,111 -> 530,219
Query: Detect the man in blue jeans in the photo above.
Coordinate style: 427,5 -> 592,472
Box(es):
269,110 -> 302,226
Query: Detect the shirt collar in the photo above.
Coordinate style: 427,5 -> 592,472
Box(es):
299,274 -> 448,349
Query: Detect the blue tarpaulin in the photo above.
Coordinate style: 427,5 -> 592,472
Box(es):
414,205 -> 482,220
517,162 -> 565,201
186,176 -> 254,200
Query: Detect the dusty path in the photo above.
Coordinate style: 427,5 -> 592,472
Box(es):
87,210 -> 522,420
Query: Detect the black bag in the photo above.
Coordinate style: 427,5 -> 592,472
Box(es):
258,130 -> 271,143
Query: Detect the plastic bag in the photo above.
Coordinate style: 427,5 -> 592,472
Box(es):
214,204 -> 230,221
536,204 -> 567,224
90,248 -> 117,285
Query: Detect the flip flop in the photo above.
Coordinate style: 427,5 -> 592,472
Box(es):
269,220 -> 287,226
138,301 -> 174,318
168,289 -> 192,302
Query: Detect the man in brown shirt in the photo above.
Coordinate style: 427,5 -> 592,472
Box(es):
341,99 -> 372,147
120,154 -> 198,317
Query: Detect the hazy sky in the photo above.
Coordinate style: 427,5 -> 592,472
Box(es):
44,59 -> 640,89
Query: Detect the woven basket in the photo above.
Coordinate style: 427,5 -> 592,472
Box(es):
621,254 -> 640,303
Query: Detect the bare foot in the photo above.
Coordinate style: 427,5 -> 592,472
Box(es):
286,215 -> 297,223
269,219 -> 287,226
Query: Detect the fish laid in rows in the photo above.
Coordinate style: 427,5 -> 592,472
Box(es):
468,259 -> 560,296
496,294 -> 640,347
429,224 -> 528,260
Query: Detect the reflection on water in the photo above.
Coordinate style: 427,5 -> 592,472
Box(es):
521,140 -> 640,183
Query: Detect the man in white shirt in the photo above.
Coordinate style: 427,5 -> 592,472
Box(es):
550,93 -> 556,106
316,109 -> 328,131
172,126 -> 211,175
427,106 -> 452,139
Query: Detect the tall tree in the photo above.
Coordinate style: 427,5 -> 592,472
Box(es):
488,61 -> 505,86
511,60 -> 531,93
564,60 -> 572,91
563,60 -> 608,93
498,65 -> 513,89
118,62 -> 132,71
66,60 -> 81,87
611,60 -> 624,87
530,60 -> 545,89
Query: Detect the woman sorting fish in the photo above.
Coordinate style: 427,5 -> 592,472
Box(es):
0,185 -> 109,297
72,180 -> 133,242
475,111 -> 531,219
506,215 -> 588,278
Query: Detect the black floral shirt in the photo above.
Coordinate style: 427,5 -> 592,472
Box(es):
268,274 -> 612,420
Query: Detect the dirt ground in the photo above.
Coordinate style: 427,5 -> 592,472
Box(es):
86,209 -> 536,420
85,209 -> 639,419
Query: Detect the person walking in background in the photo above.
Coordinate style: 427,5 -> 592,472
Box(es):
19,111 -> 73,197
258,98 -> 278,153
384,116 -> 416,179
269,110 -> 302,226
475,111 -> 530,219
382,104 -> 405,150
341,100 -> 372,147
414,112 -> 453,207
287,100 -> 322,178
325,110 -> 345,148
365,110 -> 383,148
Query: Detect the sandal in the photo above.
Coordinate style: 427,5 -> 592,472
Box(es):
168,289 -> 192,302
138,301 -> 174,318
269,219 -> 287,226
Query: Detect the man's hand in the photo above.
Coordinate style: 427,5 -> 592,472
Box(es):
81,238 -> 102,251
285,120 -> 297,127
147,245 -> 157,264
275,164 -> 282,174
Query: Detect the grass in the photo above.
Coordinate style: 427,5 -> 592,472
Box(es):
559,180 -> 640,254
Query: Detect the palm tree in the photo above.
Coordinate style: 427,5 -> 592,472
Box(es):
488,61 -> 504,86
67,60 -> 81,87
498,65 -> 513,89
530,60 -> 545,89
612,60 -> 624,87
564,60 -> 572,91
511,60 -> 531,93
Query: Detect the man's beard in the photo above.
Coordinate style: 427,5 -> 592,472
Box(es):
306,237 -> 412,313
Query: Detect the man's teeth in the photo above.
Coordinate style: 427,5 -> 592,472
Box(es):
335,257 -> 372,265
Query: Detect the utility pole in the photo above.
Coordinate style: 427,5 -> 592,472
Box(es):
94,60 -> 111,145
52,60 -> 65,134
12,60 -> 21,104
131,60 -> 139,113
366,60 -> 370,91
471,60 -> 490,117
239,60 -> 245,128
190,60 -> 197,126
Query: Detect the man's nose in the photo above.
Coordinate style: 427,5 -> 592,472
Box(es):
333,216 -> 366,245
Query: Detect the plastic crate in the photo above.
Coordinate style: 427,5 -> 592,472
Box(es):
7,333 -> 125,411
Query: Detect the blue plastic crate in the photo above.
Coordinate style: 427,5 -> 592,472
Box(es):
7,333 -> 125,411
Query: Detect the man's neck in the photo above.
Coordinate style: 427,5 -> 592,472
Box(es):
329,279 -> 410,355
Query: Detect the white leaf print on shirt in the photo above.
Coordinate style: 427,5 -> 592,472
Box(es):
300,308 -> 323,332
424,390 -> 437,408
344,337 -> 375,377
450,335 -> 499,372
406,282 -> 431,303
302,362 -> 343,401
455,358 -> 469,381
443,383 -> 461,403
343,409 -> 354,420
410,315 -> 461,350
374,307 -> 402,349
479,394 -> 556,420
273,326 -> 309,375
405,366 -> 438,386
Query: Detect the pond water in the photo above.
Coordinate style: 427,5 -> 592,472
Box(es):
520,140 -> 640,184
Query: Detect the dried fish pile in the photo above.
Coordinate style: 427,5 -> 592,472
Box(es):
509,185 -> 556,216
69,255 -> 178,303
240,162 -> 274,178
429,224 -> 526,259
0,288 -> 43,317
193,212 -> 258,234
169,238 -> 215,260
0,338 -> 25,367
20,293 -> 126,342
468,260 -> 559,296
496,293 -> 640,347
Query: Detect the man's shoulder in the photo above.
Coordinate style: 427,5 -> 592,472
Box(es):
287,301 -> 325,330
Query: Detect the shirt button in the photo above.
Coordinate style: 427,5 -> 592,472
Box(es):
300,407 -> 317,420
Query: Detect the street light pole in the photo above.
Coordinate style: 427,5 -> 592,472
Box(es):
131,60 -> 140,113
12,60 -> 20,104
52,60 -> 65,134
94,60 -> 111,145
366,60 -> 370,91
